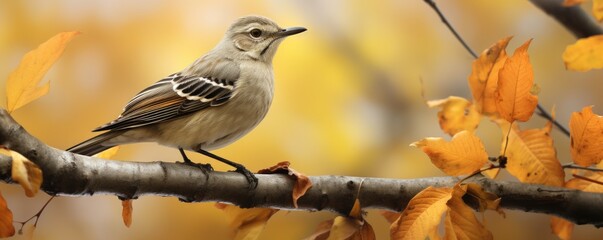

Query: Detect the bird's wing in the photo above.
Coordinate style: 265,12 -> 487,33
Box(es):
94,57 -> 240,132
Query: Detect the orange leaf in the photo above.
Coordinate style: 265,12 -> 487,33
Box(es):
216,203 -> 278,240
411,131 -> 488,176
6,31 -> 79,112
0,192 -> 15,238
121,200 -> 133,228
94,146 -> 120,159
594,0 -> 603,21
444,185 -> 493,240
551,216 -> 573,240
258,161 -> 312,208
468,36 -> 512,115
390,187 -> 453,240
569,106 -> 603,166
562,0 -> 584,6
427,96 -> 481,136
498,121 -> 564,186
495,39 -> 538,122
305,216 -> 375,240
381,211 -> 402,224
563,35 -> 603,71
465,183 -> 503,215
10,151 -> 42,197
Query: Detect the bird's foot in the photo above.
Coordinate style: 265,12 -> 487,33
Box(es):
181,158 -> 214,172
230,163 -> 258,189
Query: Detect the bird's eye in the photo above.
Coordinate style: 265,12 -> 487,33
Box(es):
249,29 -> 262,38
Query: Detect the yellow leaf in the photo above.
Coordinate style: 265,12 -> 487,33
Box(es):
6,31 -> 79,112
563,35 -> 603,71
498,121 -> 564,186
594,0 -> 603,21
94,146 -> 120,159
10,151 -> 42,197
562,0 -> 584,6
390,187 -> 453,240
411,131 -> 488,176
569,106 -> 603,166
122,200 -> 133,228
444,185 -> 493,240
427,96 -> 481,136
495,39 -> 538,123
216,203 -> 278,240
551,216 -> 573,240
468,36 -> 512,115
0,192 -> 15,238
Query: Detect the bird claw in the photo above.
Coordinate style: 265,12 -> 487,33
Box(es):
233,165 -> 258,189
181,160 -> 214,173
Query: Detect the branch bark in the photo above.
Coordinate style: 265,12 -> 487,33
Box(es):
530,0 -> 603,38
1,110 -> 603,226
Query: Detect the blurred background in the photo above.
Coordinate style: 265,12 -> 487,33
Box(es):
0,0 -> 602,239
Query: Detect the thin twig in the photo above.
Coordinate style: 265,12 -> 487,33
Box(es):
563,164 -> 603,172
459,164 -> 500,184
423,0 -> 478,58
423,0 -> 570,137
15,196 -> 55,234
573,174 -> 603,185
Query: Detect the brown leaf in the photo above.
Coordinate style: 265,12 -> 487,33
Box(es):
468,36 -> 512,115
390,187 -> 453,240
11,151 -> 42,197
216,203 -> 278,240
427,96 -> 481,136
498,121 -> 564,187
122,200 -> 133,227
563,35 -> 603,71
444,185 -> 493,240
6,31 -> 79,112
0,192 -> 15,238
495,39 -> 538,123
411,131 -> 488,176
569,106 -> 603,166
258,161 -> 312,208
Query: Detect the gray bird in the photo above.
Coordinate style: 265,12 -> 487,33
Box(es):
68,16 -> 306,187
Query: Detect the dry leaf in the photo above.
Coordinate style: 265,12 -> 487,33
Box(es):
258,161 -> 312,208
495,39 -> 538,123
11,151 -> 42,197
563,35 -> 603,71
551,216 -> 573,240
305,217 -> 375,240
498,121 -> 564,187
122,200 -> 133,228
216,203 -> 278,240
468,36 -> 512,115
569,106 -> 603,166
6,31 -> 79,112
562,0 -> 584,6
444,185 -> 493,240
390,187 -> 453,240
427,96 -> 481,136
0,192 -> 15,238
594,0 -> 603,21
411,131 -> 488,176
94,146 -> 120,159
464,183 -> 503,215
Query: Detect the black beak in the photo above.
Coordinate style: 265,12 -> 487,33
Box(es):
278,27 -> 307,37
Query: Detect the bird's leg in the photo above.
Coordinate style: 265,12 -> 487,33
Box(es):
179,148 -> 213,171
196,149 -> 258,189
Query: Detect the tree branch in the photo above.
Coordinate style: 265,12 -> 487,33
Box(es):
0,109 -> 602,226
530,0 -> 603,39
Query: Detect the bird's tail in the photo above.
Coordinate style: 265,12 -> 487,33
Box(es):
67,131 -> 123,156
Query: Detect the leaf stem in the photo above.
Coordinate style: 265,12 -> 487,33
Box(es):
15,195 -> 55,234
563,164 -> 603,172
572,174 -> 603,185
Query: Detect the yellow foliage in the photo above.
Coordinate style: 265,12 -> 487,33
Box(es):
569,106 -> 603,166
427,96 -> 481,136
563,35 -> 603,71
390,187 -> 453,240
10,151 -> 42,197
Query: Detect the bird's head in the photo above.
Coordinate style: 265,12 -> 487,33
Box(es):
220,16 -> 306,63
